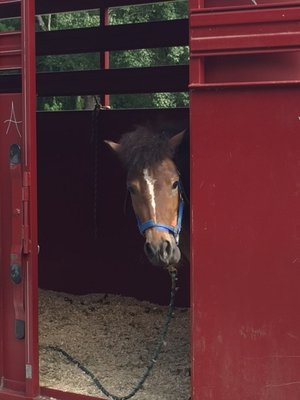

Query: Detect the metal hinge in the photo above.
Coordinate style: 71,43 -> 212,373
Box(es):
25,364 -> 32,379
22,171 -> 31,254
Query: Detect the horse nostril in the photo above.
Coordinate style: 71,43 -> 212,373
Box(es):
145,240 -> 176,266
144,242 -> 155,258
161,240 -> 172,261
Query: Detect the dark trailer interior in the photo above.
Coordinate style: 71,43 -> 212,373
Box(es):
15,0 -> 190,303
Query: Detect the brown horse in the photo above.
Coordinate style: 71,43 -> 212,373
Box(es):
105,126 -> 188,269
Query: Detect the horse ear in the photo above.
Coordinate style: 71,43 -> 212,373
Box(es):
169,130 -> 186,150
104,140 -> 121,154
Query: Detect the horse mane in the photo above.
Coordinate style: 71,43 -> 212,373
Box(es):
118,126 -> 175,173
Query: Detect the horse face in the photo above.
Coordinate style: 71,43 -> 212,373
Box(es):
127,159 -> 181,268
105,129 -> 186,269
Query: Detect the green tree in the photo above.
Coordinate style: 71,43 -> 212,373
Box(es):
0,18 -> 20,32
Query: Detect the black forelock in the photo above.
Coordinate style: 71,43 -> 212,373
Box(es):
118,126 -> 175,173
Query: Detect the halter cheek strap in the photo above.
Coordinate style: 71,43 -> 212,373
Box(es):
136,187 -> 184,245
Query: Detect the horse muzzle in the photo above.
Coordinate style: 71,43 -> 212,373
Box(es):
144,237 -> 181,267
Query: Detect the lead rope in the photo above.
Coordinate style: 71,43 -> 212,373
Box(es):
91,97 -> 100,239
45,270 -> 178,400
91,97 -> 110,239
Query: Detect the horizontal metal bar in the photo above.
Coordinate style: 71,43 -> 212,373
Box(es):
37,0 -> 176,14
190,6 -> 300,27
36,65 -> 189,96
0,391 -> 33,400
37,107 -> 189,119
0,65 -> 189,95
36,108 -> 189,146
190,6 -> 300,55
36,0 -> 102,14
191,32 -> 300,55
0,71 -> 21,92
36,19 -> 188,55
102,0 -> 177,7
0,31 -> 21,70
0,0 -> 177,18
40,386 -> 102,400
189,79 -> 300,90
0,0 -> 20,4
0,51 -> 21,70
0,1 -> 20,18
0,31 -> 21,52
189,0 -> 300,13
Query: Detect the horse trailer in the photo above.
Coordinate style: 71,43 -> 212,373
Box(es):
0,0 -> 300,399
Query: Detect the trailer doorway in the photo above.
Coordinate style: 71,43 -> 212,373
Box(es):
0,1 -> 190,399
35,1 -> 190,399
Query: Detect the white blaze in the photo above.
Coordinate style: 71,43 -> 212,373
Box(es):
143,168 -> 156,220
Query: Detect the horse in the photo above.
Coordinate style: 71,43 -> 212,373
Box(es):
105,125 -> 189,270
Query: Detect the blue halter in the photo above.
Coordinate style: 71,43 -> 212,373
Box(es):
136,183 -> 184,245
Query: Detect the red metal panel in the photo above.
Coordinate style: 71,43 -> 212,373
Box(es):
190,9 -> 300,55
189,5 -> 300,88
40,386 -> 105,400
190,2 -> 300,399
191,86 -> 300,400
0,93 -> 25,393
20,0 -> 38,397
190,0 -> 300,11
0,32 -> 21,70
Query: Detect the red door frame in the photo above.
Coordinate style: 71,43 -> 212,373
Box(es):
0,0 -> 38,398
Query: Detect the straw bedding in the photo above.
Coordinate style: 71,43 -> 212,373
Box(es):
39,289 -> 190,400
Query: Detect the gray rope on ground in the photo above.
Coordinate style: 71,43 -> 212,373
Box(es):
46,271 -> 178,400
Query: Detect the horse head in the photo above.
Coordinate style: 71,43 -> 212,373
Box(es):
105,126 -> 185,269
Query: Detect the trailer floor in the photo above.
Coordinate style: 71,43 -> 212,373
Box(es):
39,289 -> 190,400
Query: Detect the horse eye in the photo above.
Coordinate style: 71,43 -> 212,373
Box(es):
172,181 -> 179,190
127,185 -> 135,195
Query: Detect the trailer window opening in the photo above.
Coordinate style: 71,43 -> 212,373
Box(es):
36,10 -> 100,32
36,54 -> 100,73
109,0 -> 188,25
110,46 -> 189,69
110,92 -> 189,109
37,92 -> 189,111
0,17 -> 20,31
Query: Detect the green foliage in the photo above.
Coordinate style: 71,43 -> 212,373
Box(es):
36,11 -> 100,32
0,18 -> 20,32
43,97 -> 63,111
37,53 -> 99,73
109,2 -> 187,25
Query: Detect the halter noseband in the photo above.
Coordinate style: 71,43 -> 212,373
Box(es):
136,182 -> 184,245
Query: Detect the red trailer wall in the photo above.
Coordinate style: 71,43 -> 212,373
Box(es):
190,2 -> 300,399
191,86 -> 300,400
